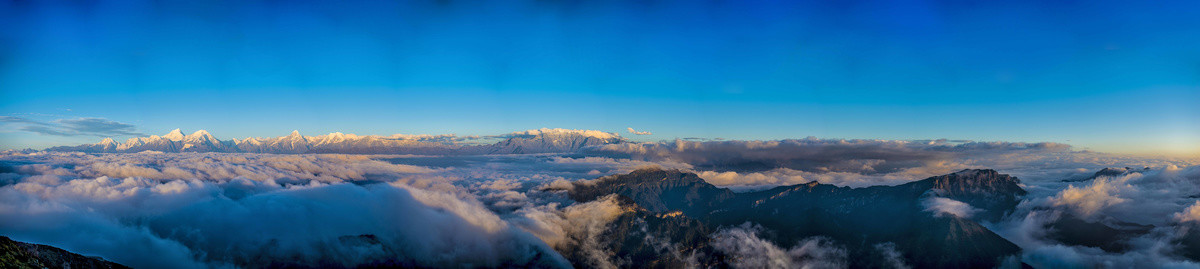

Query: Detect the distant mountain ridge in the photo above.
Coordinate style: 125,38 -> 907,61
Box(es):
1062,166 -> 1152,182
47,128 -> 625,155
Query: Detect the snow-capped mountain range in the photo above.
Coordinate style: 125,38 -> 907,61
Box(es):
47,128 -> 625,154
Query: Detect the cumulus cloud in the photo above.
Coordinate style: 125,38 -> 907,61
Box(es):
1049,178 -> 1130,219
710,223 -> 847,269
155,183 -> 564,267
987,165 -> 1200,267
512,195 -> 631,269
1176,201 -> 1200,223
988,206 -> 1200,268
4,141 -> 1200,268
1035,166 -> 1200,224
1014,233 -> 1200,269
922,197 -> 981,218
626,128 -> 652,135
0,152 -> 570,268
1,116 -> 145,137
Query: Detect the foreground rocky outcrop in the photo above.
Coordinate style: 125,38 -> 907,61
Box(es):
0,236 -> 130,269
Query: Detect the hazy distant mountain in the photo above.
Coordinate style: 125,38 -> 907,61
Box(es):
1062,166 -> 1152,182
0,236 -> 130,269
47,128 -> 625,155
565,168 -> 1030,268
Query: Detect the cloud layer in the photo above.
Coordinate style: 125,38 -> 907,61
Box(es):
0,152 -> 569,268
991,165 -> 1200,268
2,135 -> 1198,268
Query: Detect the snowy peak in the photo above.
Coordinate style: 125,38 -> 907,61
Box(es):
314,132 -> 361,145
98,138 -> 116,145
278,130 -> 308,143
163,129 -> 185,141
176,129 -> 228,152
485,128 -> 625,154
506,128 -> 621,140
47,128 -> 628,154
183,130 -> 221,145
186,130 -> 214,139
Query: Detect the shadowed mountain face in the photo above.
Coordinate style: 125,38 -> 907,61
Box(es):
917,169 -> 1028,222
565,168 -> 1029,268
1044,214 -> 1154,253
570,170 -> 736,219
0,236 -> 130,269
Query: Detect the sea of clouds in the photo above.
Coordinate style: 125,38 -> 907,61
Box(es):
1,138 -> 1198,268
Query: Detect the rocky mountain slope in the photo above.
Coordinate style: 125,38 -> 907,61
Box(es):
0,236 -> 130,269
563,168 -> 1030,268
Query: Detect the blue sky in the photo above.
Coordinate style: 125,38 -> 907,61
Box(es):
1,0 -> 1197,157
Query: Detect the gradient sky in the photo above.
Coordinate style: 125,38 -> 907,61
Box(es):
1,0 -> 1198,157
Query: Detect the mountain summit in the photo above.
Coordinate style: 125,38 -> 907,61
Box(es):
47,128 -> 628,155
163,128 -> 185,141
915,169 -> 1027,221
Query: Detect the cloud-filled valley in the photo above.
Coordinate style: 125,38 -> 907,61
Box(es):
2,128 -> 1199,268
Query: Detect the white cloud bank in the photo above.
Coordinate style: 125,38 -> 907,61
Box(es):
3,138 -> 1200,268
1176,201 -> 1200,223
0,152 -> 569,268
989,165 -> 1200,268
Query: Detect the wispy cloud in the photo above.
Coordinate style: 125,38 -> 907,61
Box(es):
0,116 -> 48,125
56,118 -> 144,136
20,125 -> 77,136
0,116 -> 145,137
